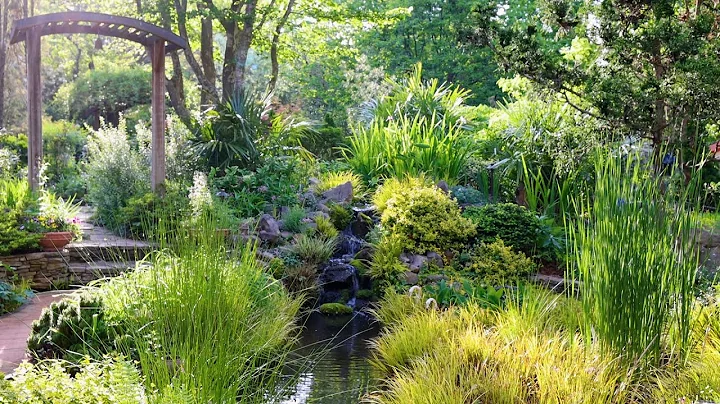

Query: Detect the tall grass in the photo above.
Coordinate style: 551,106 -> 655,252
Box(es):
368,288 -> 642,404
342,113 -> 470,184
572,152 -> 700,366
99,214 -> 301,403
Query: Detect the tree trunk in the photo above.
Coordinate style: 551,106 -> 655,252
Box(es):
268,0 -> 295,93
229,0 -> 258,98
199,3 -> 216,106
166,51 -> 194,129
0,0 -> 8,128
650,39 -> 667,170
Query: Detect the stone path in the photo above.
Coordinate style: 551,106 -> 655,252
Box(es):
0,291 -> 73,375
69,206 -> 151,248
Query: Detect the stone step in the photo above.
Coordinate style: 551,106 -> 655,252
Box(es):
68,260 -> 137,277
66,243 -> 152,262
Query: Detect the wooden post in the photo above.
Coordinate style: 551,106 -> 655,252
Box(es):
26,28 -> 42,191
150,39 -> 166,193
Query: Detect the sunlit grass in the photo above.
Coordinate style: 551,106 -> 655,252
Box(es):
97,215 -> 302,403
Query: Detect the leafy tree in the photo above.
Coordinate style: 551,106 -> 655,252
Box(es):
49,68 -> 151,127
358,0 -> 503,104
470,0 -> 720,163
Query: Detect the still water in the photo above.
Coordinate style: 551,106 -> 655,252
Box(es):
279,312 -> 383,404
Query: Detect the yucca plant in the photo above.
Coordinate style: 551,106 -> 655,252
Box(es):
192,90 -> 270,170
572,152 -> 700,366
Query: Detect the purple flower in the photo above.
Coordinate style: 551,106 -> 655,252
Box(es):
258,185 -> 269,193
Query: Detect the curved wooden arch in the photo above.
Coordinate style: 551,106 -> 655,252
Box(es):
10,12 -> 187,52
10,12 -> 188,192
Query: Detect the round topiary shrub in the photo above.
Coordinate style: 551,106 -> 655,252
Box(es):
462,203 -> 540,255
380,184 -> 476,254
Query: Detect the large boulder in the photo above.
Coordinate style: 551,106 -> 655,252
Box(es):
319,262 -> 357,288
257,214 -> 281,243
321,181 -> 353,204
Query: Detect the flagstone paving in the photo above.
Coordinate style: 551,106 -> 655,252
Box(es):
0,291 -> 73,375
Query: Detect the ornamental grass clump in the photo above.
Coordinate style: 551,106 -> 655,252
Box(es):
99,214 -> 301,403
572,152 -> 700,367
343,113 -> 471,184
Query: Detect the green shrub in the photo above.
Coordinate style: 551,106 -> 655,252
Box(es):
319,302 -> 353,315
372,176 -> 432,213
289,234 -> 337,265
459,240 -> 536,285
316,171 -> 365,199
314,216 -> 339,240
450,185 -> 487,205
380,184 -> 475,254
27,296 -> 131,363
463,203 -> 540,256
344,113 -> 471,184
368,233 -> 407,293
328,202 -> 352,230
0,357 -> 145,403
85,120 -> 149,232
50,67 -> 151,125
283,206 -> 307,233
0,179 -> 41,255
303,120 -> 347,160
0,280 -> 32,314
116,183 -> 190,239
209,158 -> 309,216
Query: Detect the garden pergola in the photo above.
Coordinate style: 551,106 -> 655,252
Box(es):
10,12 -> 188,192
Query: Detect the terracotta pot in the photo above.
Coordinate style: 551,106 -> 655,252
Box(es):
38,231 -> 73,252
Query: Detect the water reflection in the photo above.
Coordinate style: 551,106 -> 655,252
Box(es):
279,312 -> 382,404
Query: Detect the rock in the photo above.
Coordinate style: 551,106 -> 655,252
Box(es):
321,181 -> 353,204
317,203 -> 330,214
436,180 -> 450,194
426,252 -> 444,268
350,210 -> 375,239
335,233 -> 366,258
319,262 -> 357,288
355,246 -> 373,262
400,253 -> 427,273
309,177 -> 321,187
299,191 -> 317,205
424,274 -> 449,283
280,231 -> 294,239
257,214 -> 281,243
310,211 -> 330,221
402,271 -> 419,285
256,250 -> 276,261
280,206 -> 291,217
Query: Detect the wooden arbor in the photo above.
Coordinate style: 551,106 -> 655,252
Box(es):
10,12 -> 188,191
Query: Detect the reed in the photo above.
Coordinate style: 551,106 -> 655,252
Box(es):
100,213 -> 302,403
572,152 -> 700,366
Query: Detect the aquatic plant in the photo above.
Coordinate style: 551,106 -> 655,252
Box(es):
572,152 -> 700,366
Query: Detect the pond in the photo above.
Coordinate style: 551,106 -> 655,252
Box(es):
279,311 -> 383,403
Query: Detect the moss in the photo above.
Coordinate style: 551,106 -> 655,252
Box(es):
319,302 -> 353,315
356,289 -> 375,300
